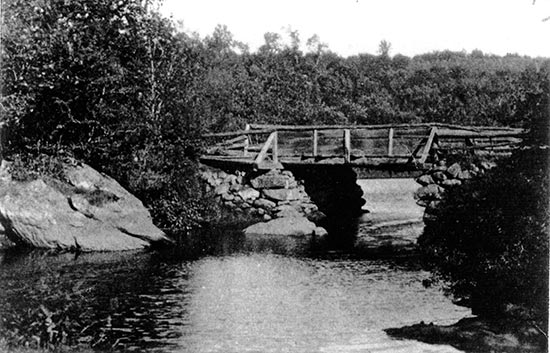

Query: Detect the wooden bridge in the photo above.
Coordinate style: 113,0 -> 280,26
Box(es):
201,123 -> 526,177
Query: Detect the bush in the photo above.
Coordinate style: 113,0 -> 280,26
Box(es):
419,144 -> 549,324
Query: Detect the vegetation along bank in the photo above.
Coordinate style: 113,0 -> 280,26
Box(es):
0,0 -> 548,351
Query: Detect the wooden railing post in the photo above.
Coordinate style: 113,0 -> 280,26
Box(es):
243,123 -> 250,157
419,127 -> 437,164
343,129 -> 351,163
388,127 -> 394,156
272,131 -> 278,164
313,129 -> 318,157
254,131 -> 280,169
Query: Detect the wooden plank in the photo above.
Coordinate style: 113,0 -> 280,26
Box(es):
419,127 -> 437,164
434,145 -> 520,151
204,124 -> 525,139
218,135 -> 247,145
437,130 -> 525,138
204,129 -> 273,138
313,129 -> 318,157
388,127 -> 394,156
343,129 -> 351,163
224,142 -> 248,150
300,153 -> 414,159
249,123 -> 526,133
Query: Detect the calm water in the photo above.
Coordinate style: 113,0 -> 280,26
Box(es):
0,179 -> 470,353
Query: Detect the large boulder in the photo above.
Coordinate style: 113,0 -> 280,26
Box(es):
243,217 -> 326,238
0,163 -> 169,251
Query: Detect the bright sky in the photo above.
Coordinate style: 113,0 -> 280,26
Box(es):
160,0 -> 550,58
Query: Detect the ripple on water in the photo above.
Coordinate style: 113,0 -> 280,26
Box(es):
0,179 -> 470,352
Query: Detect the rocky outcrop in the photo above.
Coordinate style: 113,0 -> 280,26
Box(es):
200,167 -> 328,238
0,161 -> 168,251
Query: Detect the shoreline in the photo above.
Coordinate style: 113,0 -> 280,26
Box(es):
386,316 -> 547,353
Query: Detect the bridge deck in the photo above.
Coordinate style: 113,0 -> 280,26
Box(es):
201,123 -> 526,172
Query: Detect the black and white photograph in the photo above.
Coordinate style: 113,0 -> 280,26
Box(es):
0,0 -> 548,352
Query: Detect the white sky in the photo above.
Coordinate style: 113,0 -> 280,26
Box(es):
160,0 -> 550,58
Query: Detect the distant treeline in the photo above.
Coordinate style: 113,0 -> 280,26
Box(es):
194,33 -> 550,132
1,0 -> 549,233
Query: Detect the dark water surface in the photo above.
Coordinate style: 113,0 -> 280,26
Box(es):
0,179 -> 470,352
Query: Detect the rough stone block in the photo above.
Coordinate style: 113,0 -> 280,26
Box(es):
215,184 -> 229,195
416,174 -> 435,186
223,201 -> 235,208
432,171 -> 447,182
414,184 -> 444,201
314,227 -> 328,238
274,205 -> 303,218
432,165 -> 448,172
446,163 -> 462,178
253,198 -> 276,210
237,187 -> 260,201
416,199 -> 429,207
441,179 -> 462,188
458,170 -> 473,180
224,174 -> 238,185
250,171 -> 296,189
230,183 -> 242,192
262,188 -> 303,202
221,192 -> 234,201
307,210 -> 326,223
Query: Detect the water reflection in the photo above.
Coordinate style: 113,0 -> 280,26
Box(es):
0,179 -> 471,352
0,249 -> 469,352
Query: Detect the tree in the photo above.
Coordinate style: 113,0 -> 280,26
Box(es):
377,39 -> 392,57
1,0 -> 213,234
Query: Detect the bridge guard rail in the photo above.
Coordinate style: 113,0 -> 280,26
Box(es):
201,123 -> 526,171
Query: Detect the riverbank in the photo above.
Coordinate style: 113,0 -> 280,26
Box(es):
386,316 -> 547,353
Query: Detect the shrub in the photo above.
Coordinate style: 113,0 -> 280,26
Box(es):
419,143 -> 549,324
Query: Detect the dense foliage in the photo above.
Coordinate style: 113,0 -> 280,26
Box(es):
1,0 -> 215,233
0,0 -> 549,350
418,104 -> 550,325
1,0 -> 549,237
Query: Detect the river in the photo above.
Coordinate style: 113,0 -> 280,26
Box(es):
0,179 -> 471,352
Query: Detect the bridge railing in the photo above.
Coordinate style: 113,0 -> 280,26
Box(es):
202,123 -> 526,169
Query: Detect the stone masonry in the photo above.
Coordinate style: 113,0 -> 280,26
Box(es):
199,167 -> 325,223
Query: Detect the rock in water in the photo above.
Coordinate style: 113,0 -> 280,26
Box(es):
0,163 -> 169,251
243,217 -> 322,238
